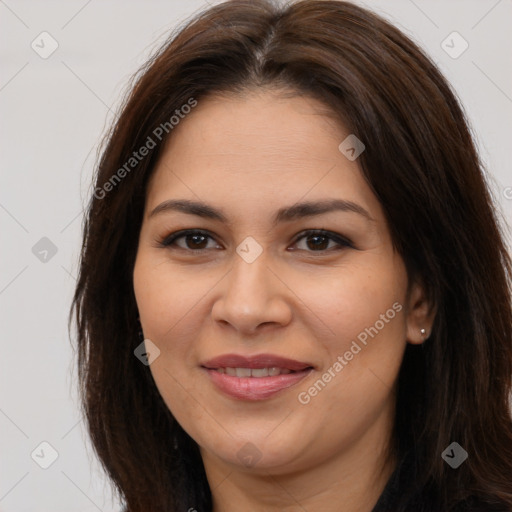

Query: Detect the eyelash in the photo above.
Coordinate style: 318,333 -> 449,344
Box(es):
158,229 -> 354,254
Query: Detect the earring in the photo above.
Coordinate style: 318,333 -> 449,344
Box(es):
420,327 -> 428,340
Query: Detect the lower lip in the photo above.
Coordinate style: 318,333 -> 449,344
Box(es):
204,368 -> 312,401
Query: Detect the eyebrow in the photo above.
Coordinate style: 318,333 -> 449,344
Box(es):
148,198 -> 375,225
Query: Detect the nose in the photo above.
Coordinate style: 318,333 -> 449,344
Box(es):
211,250 -> 293,335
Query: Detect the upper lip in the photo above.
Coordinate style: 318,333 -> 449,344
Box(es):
201,353 -> 313,371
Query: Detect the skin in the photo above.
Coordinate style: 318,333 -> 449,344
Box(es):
133,89 -> 435,512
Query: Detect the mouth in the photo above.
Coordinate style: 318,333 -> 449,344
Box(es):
201,353 -> 314,401
212,367 -> 298,377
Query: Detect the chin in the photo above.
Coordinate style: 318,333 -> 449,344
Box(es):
198,432 -> 308,473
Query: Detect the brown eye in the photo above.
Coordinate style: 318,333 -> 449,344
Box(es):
160,230 -> 219,251
304,234 -> 330,251
293,230 -> 353,252
182,233 -> 209,250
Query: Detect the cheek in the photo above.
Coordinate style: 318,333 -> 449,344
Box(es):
133,254 -> 216,414
133,253 -> 209,342
133,256 -> 203,419
293,260 -> 406,348
297,261 -> 407,403
290,271 -> 406,448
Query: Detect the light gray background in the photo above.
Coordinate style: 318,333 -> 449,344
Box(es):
1,0 -> 511,510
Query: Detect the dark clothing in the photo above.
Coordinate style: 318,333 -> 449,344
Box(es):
370,451 -> 511,512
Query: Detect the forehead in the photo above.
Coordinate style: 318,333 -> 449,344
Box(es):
145,90 -> 382,226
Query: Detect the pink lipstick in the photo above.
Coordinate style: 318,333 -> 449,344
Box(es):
201,353 -> 314,401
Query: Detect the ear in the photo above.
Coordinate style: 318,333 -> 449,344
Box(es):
405,279 -> 436,345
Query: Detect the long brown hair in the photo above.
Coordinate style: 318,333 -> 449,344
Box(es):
71,1 -> 512,510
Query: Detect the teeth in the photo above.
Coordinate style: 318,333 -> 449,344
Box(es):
235,368 -> 252,378
218,367 -> 293,377
251,368 -> 268,377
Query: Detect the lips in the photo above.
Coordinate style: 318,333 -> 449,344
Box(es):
201,353 -> 314,401
201,354 -> 313,371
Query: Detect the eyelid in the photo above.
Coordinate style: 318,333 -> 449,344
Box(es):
158,228 -> 354,252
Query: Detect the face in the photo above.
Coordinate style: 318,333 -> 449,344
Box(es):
133,89 -> 430,477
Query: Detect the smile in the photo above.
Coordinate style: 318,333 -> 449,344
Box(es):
201,353 -> 314,400
214,367 -> 293,377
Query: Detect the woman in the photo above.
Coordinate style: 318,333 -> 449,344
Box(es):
71,1 -> 512,510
